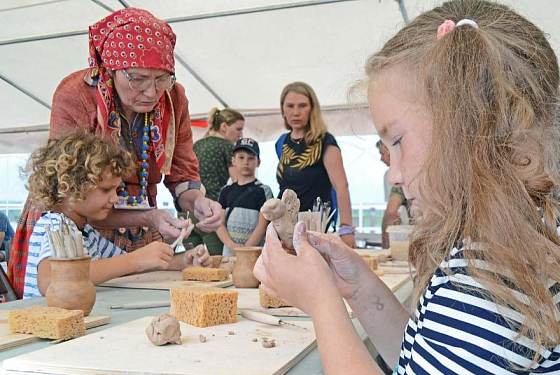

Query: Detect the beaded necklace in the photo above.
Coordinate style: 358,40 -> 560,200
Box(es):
117,112 -> 150,207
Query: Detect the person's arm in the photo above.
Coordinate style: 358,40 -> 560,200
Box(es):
167,244 -> 212,270
303,229 -> 410,368
215,209 -> 239,252
37,241 -> 175,295
89,208 -> 187,239
0,232 -> 5,248
255,223 -> 383,374
244,213 -> 269,246
382,194 -> 404,248
323,145 -> 356,248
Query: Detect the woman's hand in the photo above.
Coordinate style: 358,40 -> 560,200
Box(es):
253,222 -> 341,317
193,196 -> 222,232
148,209 -> 188,238
306,230 -> 371,301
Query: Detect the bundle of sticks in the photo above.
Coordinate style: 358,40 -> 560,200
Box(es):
45,213 -> 85,259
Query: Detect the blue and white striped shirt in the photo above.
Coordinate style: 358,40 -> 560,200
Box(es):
397,244 -> 560,374
23,212 -> 125,299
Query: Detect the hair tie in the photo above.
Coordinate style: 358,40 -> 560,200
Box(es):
437,19 -> 478,41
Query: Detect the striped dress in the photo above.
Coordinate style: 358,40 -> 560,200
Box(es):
397,244 -> 560,374
23,212 -> 125,299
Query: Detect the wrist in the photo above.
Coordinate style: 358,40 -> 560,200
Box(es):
338,225 -> 355,236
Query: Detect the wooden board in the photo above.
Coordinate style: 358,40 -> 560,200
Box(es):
236,260 -> 412,317
4,316 -> 316,375
0,311 -> 110,352
99,270 -> 233,290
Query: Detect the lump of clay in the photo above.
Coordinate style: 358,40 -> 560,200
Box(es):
261,189 -> 300,249
145,313 -> 182,346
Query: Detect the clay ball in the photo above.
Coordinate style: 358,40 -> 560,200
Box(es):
146,313 -> 182,346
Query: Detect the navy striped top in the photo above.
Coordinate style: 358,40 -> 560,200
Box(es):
397,244 -> 560,374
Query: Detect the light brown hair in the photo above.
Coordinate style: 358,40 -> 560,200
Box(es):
280,82 -> 328,145
23,131 -> 134,209
363,0 -> 560,363
205,107 -> 245,137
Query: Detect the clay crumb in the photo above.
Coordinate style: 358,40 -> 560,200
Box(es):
252,338 -> 258,342
199,334 -> 206,343
228,331 -> 235,335
194,360 -> 201,363
212,334 -> 215,337
261,337 -> 276,348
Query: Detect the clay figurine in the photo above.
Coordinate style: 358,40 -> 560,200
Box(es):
260,189 -> 300,249
145,313 -> 182,346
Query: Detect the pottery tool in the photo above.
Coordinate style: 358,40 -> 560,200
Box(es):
110,300 -> 170,310
240,310 -> 307,330
45,212 -> 85,259
171,212 -> 191,249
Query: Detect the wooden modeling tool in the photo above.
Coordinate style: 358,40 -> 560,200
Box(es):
240,310 -> 307,330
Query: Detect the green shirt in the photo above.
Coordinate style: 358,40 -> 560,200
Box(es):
193,136 -> 233,201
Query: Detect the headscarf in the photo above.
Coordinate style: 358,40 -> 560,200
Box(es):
87,8 -> 177,174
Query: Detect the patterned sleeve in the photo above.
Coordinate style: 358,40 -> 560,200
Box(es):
23,215 -> 54,298
82,225 -> 125,260
398,250 -> 560,374
224,142 -> 234,168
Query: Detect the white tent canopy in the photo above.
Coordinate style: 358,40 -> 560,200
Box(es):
1,0 -> 559,154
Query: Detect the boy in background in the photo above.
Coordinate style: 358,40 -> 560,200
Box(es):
217,138 -> 273,256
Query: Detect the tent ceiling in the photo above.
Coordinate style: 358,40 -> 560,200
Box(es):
1,0 -> 559,153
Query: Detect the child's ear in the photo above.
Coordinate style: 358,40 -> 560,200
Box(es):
231,156 -> 235,166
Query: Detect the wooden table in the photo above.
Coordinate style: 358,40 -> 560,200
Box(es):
0,260 -> 412,374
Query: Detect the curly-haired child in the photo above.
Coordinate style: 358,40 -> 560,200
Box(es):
22,132 -> 212,298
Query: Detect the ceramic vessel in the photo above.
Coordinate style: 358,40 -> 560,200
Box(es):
232,247 -> 262,288
46,255 -> 96,316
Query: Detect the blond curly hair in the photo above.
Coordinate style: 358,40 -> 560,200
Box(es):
23,131 -> 134,209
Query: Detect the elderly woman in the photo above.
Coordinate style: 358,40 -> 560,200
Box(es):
275,82 -> 356,248
9,8 -> 221,298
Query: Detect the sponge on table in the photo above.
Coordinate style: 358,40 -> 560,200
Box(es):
259,286 -> 291,308
182,267 -> 230,282
170,286 -> 238,327
9,306 -> 85,340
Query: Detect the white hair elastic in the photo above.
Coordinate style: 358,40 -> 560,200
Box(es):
456,19 -> 478,29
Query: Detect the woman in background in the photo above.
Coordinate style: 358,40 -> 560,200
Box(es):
276,82 -> 355,248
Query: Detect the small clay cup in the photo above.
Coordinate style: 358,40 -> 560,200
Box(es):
232,247 -> 262,288
46,255 -> 96,316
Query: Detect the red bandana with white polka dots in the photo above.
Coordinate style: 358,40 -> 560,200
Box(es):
87,8 -> 176,173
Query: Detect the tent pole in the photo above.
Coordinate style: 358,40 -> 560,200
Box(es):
395,0 -> 409,24
0,74 -> 51,110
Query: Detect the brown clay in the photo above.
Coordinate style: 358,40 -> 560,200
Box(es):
199,334 -> 207,343
260,189 -> 300,249
210,255 -> 223,268
261,337 -> 276,348
232,247 -> 262,288
46,256 -> 96,316
145,313 -> 182,346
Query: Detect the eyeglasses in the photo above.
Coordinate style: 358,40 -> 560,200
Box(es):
121,69 -> 176,91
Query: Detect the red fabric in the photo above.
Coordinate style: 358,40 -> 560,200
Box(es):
88,8 -> 176,173
7,199 -> 43,299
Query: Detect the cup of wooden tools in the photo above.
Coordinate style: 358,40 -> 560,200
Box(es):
45,215 -> 96,316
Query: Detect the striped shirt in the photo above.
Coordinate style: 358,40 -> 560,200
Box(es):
23,212 -> 125,299
397,243 -> 560,374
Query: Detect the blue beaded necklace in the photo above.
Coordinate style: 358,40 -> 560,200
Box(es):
117,112 -> 150,206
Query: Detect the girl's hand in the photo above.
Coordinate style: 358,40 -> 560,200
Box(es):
253,222 -> 341,317
306,230 -> 371,301
133,242 -> 174,272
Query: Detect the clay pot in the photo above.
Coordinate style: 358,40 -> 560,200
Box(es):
46,256 -> 96,316
232,247 -> 262,288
